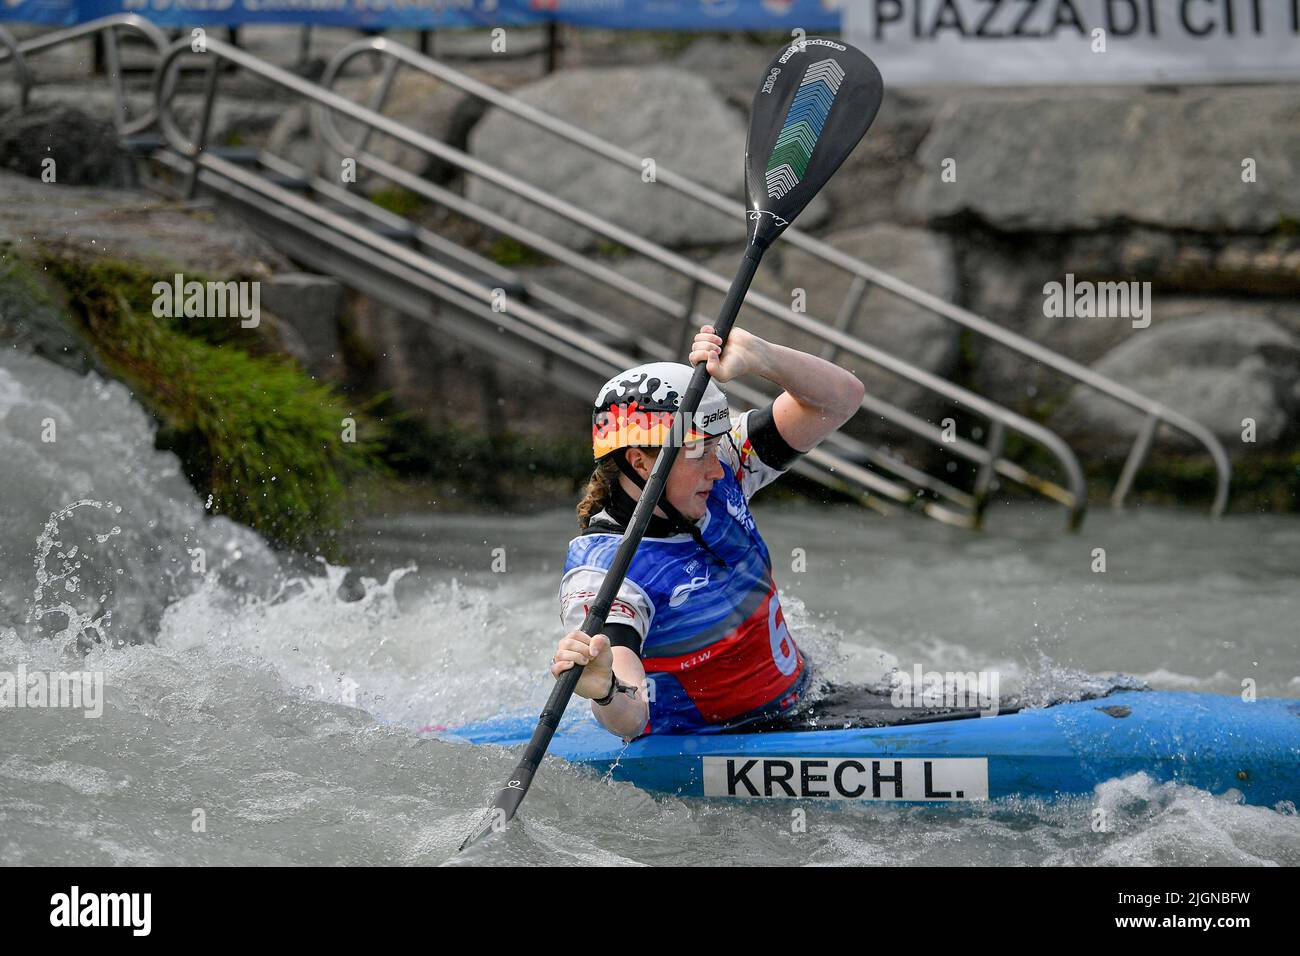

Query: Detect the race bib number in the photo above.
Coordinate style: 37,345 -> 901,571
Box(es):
768,597 -> 798,676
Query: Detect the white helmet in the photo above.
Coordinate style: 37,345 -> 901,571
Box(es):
592,362 -> 730,460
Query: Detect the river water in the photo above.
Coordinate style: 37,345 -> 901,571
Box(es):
1,351 -> 1297,866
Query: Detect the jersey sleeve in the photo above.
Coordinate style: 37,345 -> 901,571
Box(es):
558,566 -> 654,645
717,402 -> 803,500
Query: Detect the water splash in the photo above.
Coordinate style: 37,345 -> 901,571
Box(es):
28,499 -> 118,651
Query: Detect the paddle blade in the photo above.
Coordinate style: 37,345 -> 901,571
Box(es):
745,38 -> 884,249
459,767 -> 533,852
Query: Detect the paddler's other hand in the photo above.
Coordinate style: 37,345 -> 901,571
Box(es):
689,324 -> 766,384
551,629 -> 614,699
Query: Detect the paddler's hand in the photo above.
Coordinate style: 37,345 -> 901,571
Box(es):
690,324 -> 767,384
550,629 -> 614,699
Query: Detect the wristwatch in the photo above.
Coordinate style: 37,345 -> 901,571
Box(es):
593,672 -> 635,707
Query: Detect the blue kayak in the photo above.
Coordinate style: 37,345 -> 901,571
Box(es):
441,690 -> 1300,808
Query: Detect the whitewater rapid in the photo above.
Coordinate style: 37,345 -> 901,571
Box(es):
1,350 -> 1297,866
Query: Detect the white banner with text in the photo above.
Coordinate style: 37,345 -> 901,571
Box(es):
843,0 -> 1300,85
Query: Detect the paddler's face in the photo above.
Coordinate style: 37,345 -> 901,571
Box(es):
625,437 -> 725,521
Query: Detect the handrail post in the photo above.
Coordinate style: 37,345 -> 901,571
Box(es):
102,24 -> 129,134
297,25 -> 312,69
354,55 -> 400,155
1111,411 -> 1160,511
971,419 -> 1005,529
6,16 -> 169,135
820,274 -> 869,363
545,20 -> 560,75
675,277 -> 702,358
185,55 -> 221,199
0,25 -> 34,113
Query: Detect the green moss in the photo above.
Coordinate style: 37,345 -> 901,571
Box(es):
1096,451 -> 1300,512
485,235 -> 547,267
369,186 -> 425,219
954,424 -> 1297,513
42,252 -> 385,553
1057,446 -> 1299,513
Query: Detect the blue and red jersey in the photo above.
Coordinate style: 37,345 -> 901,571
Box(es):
559,407 -> 806,735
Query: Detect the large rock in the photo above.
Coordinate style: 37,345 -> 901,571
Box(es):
267,72 -> 483,194
672,37 -> 775,109
346,297 -> 585,437
1053,315 -> 1300,457
512,223 -> 958,417
512,253 -> 699,351
258,273 -> 346,379
467,66 -> 822,251
813,89 -> 940,233
733,223 -> 961,416
166,93 -> 291,150
347,70 -> 485,184
906,88 -> 1300,233
0,171 -> 291,277
650,51 -> 958,234
0,106 -> 131,187
952,224 -> 1300,416
18,86 -> 288,154
0,256 -> 95,374
0,172 -> 313,372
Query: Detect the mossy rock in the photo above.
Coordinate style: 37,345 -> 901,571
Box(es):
38,250 -> 385,553
0,250 -> 96,373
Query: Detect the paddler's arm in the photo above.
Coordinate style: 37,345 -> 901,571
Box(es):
691,325 -> 865,452
551,628 -> 649,740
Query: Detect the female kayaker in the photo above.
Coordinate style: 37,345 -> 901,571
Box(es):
551,324 -> 865,740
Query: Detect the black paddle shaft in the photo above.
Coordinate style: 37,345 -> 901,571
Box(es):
459,249 -> 762,849
460,37 -> 883,851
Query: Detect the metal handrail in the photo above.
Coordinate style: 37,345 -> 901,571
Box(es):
0,20 -> 1086,525
0,14 -> 168,136
310,41 -> 1086,526
0,25 -> 34,112
252,148 -> 984,521
149,36 -> 988,527
299,141 -> 1053,514
153,141 -> 962,525
2,18 -> 1088,525
316,36 -> 1230,517
2,18 -> 1231,518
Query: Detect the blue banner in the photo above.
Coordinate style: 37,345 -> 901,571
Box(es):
0,0 -> 81,26
69,0 -> 532,29
0,0 -> 840,29
515,0 -> 840,30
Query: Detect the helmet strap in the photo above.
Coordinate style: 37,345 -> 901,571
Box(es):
613,452 -> 729,569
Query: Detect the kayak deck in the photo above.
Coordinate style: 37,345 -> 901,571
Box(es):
440,690 -> 1300,808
